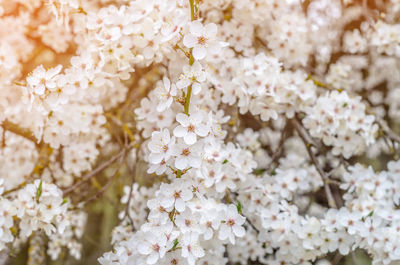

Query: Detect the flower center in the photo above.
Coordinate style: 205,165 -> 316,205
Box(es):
182,148 -> 190,156
152,244 -> 160,252
197,36 -> 206,45
174,191 -> 181,198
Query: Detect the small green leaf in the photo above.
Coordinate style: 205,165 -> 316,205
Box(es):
236,200 -> 242,214
254,168 -> 266,176
343,103 -> 348,107
35,180 -> 43,202
168,239 -> 179,252
173,239 -> 179,249
223,159 -> 228,164
62,198 -> 68,205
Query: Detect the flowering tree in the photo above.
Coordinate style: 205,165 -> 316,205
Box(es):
1,0 -> 400,264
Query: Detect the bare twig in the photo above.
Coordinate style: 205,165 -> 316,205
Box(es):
2,181 -> 28,196
122,146 -> 140,227
80,155 -> 125,206
292,118 -> 338,209
266,122 -> 290,170
244,216 -> 260,234
63,149 -> 127,195
376,118 -> 400,145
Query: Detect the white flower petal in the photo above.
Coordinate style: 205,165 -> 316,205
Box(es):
190,20 -> 203,35
204,23 -> 217,38
161,129 -> 170,143
176,113 -> 190,126
149,153 -> 163,164
174,125 -> 187,138
192,83 -> 202,95
175,156 -> 188,170
233,225 -> 246,237
138,244 -> 151,255
175,198 -> 185,212
195,125 -> 209,137
192,245 -> 205,258
192,46 -> 206,60
188,156 -> 201,168
183,34 -> 197,48
146,252 -> 159,265
184,132 -> 197,145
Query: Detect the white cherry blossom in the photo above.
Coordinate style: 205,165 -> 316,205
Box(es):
173,112 -> 209,145
148,128 -> 176,164
218,205 -> 246,244
176,61 -> 206,95
183,21 -> 222,60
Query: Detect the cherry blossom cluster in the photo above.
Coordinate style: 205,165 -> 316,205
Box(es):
2,0 -> 400,264
303,90 -> 378,158
0,180 -> 69,253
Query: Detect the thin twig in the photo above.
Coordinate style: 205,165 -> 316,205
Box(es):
122,146 -> 140,227
2,181 -> 28,196
63,149 -> 127,195
266,122 -> 290,170
376,118 -> 400,145
81,155 -> 125,205
244,215 -> 260,234
292,118 -> 338,209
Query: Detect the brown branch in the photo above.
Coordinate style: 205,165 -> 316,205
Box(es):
245,216 -> 260,234
292,118 -> 338,209
2,181 -> 28,196
1,120 -> 38,144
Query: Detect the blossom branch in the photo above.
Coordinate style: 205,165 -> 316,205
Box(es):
183,0 -> 196,115
1,120 -> 38,144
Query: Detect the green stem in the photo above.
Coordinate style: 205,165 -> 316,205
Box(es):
189,52 -> 194,66
189,0 -> 195,21
184,85 -> 192,115
184,0 -> 195,115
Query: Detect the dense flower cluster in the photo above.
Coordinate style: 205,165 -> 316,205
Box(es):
303,90 -> 377,158
0,180 -> 69,251
1,0 -> 400,264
